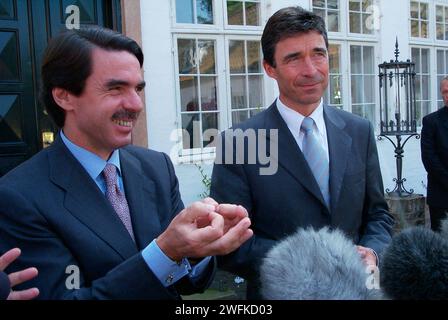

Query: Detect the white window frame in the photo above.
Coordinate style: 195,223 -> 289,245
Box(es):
325,40 -> 348,110
410,45 -> 432,127
171,0 -> 222,31
410,0 -> 431,41
310,0 -> 342,34
436,46 -> 448,108
223,0 -> 264,31
346,0 -> 379,38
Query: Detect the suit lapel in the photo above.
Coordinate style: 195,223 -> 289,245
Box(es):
263,104 -> 328,210
324,106 -> 351,213
120,149 -> 162,250
48,137 -> 138,260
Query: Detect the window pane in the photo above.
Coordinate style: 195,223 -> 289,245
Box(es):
227,1 -> 243,25
232,110 -> 249,125
363,46 -> 374,74
446,25 -> 448,41
362,0 -> 371,11
329,45 -> 340,73
328,11 -> 339,32
247,41 -> 261,73
231,76 -> 247,109
202,113 -> 218,147
412,48 -> 420,73
180,76 -> 199,112
246,2 -> 260,26
421,21 -> 428,38
250,109 -> 262,117
349,12 -> 361,33
422,75 -> 429,100
445,7 -> 448,23
200,77 -> 217,111
410,1 -> 419,19
178,39 -> 197,74
364,75 -> 375,103
249,75 -> 263,108
176,0 -> 194,23
421,49 -> 429,73
314,8 -> 325,21
363,13 -> 373,34
313,0 -> 325,8
415,101 -> 422,126
436,6 -> 443,22
350,46 -> 362,74
328,0 -> 339,9
437,50 -> 444,73
351,75 -> 363,104
415,77 -> 421,100
330,75 -> 342,105
437,23 -> 444,40
182,113 -> 200,149
198,40 -> 216,74
229,40 -> 245,73
197,0 -> 213,24
349,0 -> 361,11
411,20 -> 419,37
420,3 -> 428,20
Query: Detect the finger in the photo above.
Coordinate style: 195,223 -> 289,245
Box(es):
216,204 -> 248,220
0,248 -> 21,271
9,267 -> 38,287
207,217 -> 253,255
183,202 -> 216,222
191,212 -> 224,243
202,197 -> 218,207
7,288 -> 39,301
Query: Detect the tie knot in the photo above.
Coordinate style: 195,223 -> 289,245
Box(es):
103,163 -> 117,186
301,117 -> 314,133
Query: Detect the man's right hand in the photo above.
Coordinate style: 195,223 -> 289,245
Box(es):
156,198 -> 253,262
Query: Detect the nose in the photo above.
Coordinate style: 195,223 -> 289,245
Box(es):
123,90 -> 143,113
300,56 -> 318,77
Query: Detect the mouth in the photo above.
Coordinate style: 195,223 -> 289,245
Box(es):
112,119 -> 133,128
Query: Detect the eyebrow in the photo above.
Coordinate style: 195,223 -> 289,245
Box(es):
105,79 -> 146,89
282,47 -> 328,62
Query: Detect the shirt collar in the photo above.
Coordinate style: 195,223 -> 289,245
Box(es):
60,130 -> 122,181
276,98 -> 325,135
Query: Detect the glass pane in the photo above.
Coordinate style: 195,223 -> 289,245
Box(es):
229,40 -> 245,73
328,11 -> 339,32
415,101 -> 422,126
329,45 -> 340,73
176,0 -> 194,23
246,2 -> 260,26
364,75 -> 375,103
411,20 -> 419,37
437,50 -> 444,74
421,49 -> 429,73
349,12 -> 361,33
231,76 -> 247,109
0,32 -> 19,81
352,104 -> 363,118
180,76 -> 199,112
62,0 -> 95,24
351,75 -> 363,104
349,0 -> 361,11
314,8 -> 325,21
182,113 -> 200,149
198,40 -> 215,74
445,7 -> 448,23
232,110 -> 249,125
421,101 -> 430,118
445,24 -> 448,41
248,75 -> 263,108
313,0 -> 325,8
362,13 -> 373,34
421,21 -> 428,38
330,76 -> 342,105
247,41 -> 261,73
445,51 -> 448,73
250,109 -> 262,117
227,1 -> 243,25
362,0 -> 371,11
363,46 -> 374,74
0,0 -> 14,19
422,75 -> 430,100
437,23 -> 444,40
202,112 -> 219,147
415,77 -> 421,100
0,95 -> 22,142
436,6 -> 443,22
328,0 -> 339,9
178,39 -> 197,74
410,1 -> 419,19
350,46 -> 362,74
412,48 -> 420,73
420,3 -> 428,20
365,104 -> 375,124
197,0 -> 213,24
200,77 -> 217,111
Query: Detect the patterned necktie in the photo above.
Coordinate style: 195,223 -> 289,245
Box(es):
300,117 -> 330,208
102,163 -> 135,241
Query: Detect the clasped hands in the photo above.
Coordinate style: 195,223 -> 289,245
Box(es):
157,198 -> 253,262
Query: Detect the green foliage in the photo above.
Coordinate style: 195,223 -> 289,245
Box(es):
195,163 -> 211,199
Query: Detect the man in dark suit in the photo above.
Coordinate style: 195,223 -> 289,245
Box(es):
421,77 -> 448,232
210,6 -> 394,299
0,27 -> 253,299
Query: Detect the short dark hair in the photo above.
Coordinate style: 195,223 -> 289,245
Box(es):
261,6 -> 328,67
40,26 -> 144,128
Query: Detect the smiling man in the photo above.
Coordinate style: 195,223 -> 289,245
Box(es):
0,27 -> 253,299
210,6 -> 394,299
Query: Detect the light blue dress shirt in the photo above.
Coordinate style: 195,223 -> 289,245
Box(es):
60,131 -> 211,287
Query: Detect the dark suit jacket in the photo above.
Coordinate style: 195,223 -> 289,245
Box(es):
0,136 -> 214,299
210,102 -> 394,299
421,107 -> 448,208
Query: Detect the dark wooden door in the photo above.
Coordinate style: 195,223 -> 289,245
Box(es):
0,0 -> 121,176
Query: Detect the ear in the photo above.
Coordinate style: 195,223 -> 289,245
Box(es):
263,60 -> 277,80
52,88 -> 75,111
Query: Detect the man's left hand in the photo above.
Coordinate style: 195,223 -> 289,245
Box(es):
356,246 -> 377,266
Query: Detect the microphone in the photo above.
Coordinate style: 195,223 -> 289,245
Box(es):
380,226 -> 448,300
0,271 -> 10,300
260,227 -> 381,300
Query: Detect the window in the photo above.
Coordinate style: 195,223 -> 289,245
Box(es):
226,0 -> 261,26
349,0 -> 374,34
229,40 -> 263,125
175,0 -> 214,24
350,45 -> 376,124
436,5 -> 448,40
436,48 -> 448,108
410,1 -> 428,38
324,43 -> 343,108
312,0 -> 340,32
412,47 -> 431,125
